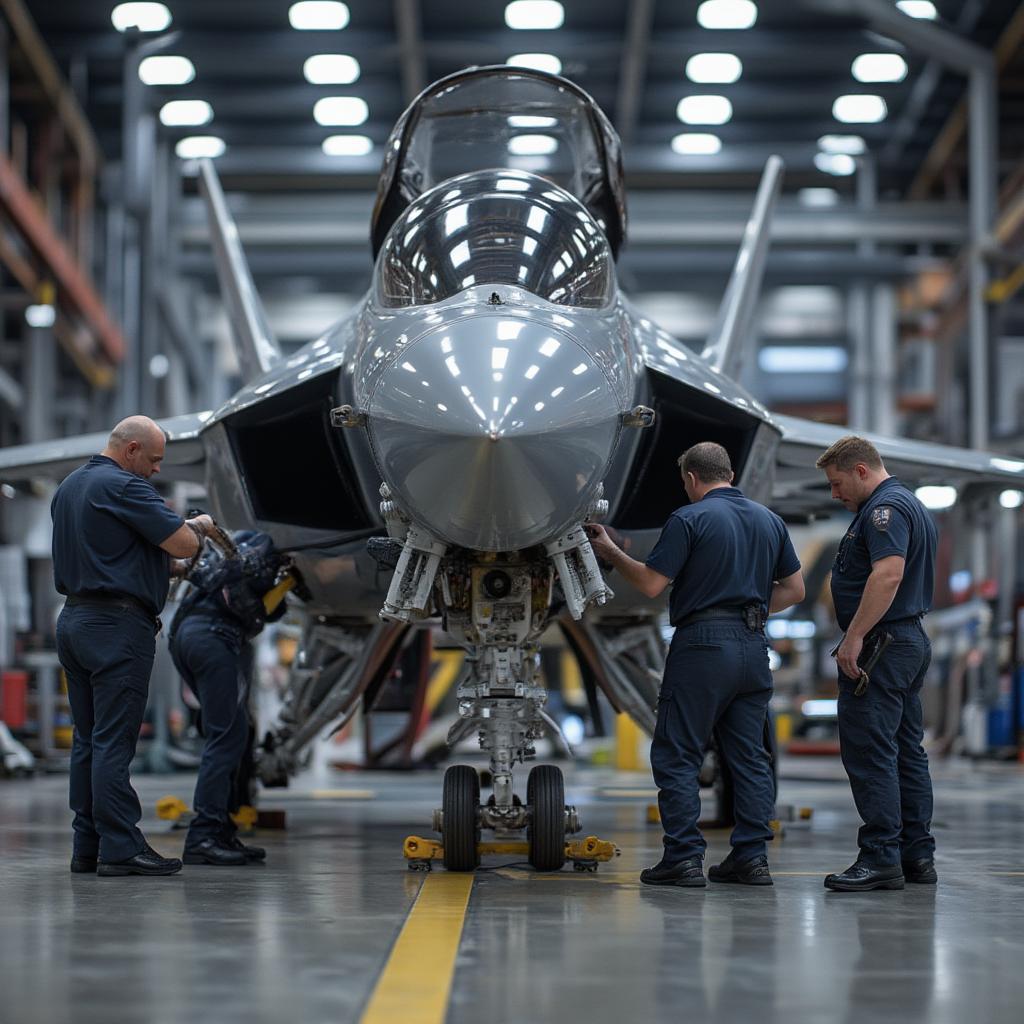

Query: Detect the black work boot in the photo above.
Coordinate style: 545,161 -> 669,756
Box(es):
226,836 -> 267,862
70,855 -> 98,874
640,856 -> 706,888
97,844 -> 183,876
902,857 -> 937,884
824,861 -> 904,892
183,837 -> 247,866
708,852 -> 773,886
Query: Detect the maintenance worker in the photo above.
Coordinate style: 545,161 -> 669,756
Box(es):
816,436 -> 938,892
169,531 -> 292,866
588,442 -> 804,888
52,416 -> 214,876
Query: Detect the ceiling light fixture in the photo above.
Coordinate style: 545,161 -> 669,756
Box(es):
818,134 -> 866,155
852,53 -> 908,83
288,2 -> 350,30
159,100 -> 213,126
138,55 -> 195,86
303,54 -> 360,85
685,52 -> 743,84
896,1 -> 937,19
833,93 -> 887,123
506,53 -> 562,74
696,0 -> 758,30
915,485 -> 957,510
322,134 -> 373,156
505,1 -> 564,30
999,489 -> 1024,509
111,3 -> 172,32
814,152 -> 856,176
798,187 -> 840,207
174,136 -> 226,159
313,96 -> 369,125
671,132 -> 721,155
676,95 -> 732,125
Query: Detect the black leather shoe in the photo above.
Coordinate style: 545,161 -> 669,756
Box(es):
709,852 -> 773,886
97,845 -> 183,876
183,838 -> 247,866
902,857 -> 937,884
70,855 -> 97,874
824,861 -> 904,892
226,836 -> 266,862
640,857 -> 706,888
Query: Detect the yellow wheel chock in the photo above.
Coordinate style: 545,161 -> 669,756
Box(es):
403,835 -> 620,872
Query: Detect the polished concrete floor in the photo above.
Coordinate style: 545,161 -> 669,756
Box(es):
1,756 -> 1023,1024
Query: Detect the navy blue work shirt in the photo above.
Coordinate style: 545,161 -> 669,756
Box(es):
51,455 -> 184,616
645,486 -> 801,626
829,476 -> 937,632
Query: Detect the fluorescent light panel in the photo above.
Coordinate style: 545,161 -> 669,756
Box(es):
138,55 -> 194,85
818,134 -> 865,155
322,134 -> 372,156
111,3 -> 171,32
896,1 -> 937,18
289,2 -> 350,30
686,52 -> 742,84
852,53 -> 908,83
671,132 -> 721,155
507,52 -> 562,75
833,94 -> 887,123
798,187 -> 840,208
303,54 -> 360,85
915,485 -> 957,510
1000,489 -> 1024,509
313,96 -> 369,126
814,152 -> 856,176
505,1 -> 564,30
159,100 -> 213,126
175,135 -> 226,159
676,95 -> 732,125
696,0 -> 758,30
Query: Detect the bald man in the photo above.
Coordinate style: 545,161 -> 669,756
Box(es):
51,416 -> 214,876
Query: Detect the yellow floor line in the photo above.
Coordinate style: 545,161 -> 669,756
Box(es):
360,873 -> 474,1024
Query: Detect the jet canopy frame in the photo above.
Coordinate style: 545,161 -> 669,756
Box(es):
370,66 -> 627,261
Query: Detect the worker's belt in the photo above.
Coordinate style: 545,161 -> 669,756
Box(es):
675,603 -> 765,631
878,613 -> 924,626
66,592 -> 159,628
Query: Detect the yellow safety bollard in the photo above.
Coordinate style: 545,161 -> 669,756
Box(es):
615,712 -> 642,771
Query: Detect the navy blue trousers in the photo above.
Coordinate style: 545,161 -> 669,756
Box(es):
837,619 -> 935,866
57,603 -> 156,863
170,616 -> 251,846
650,620 -> 775,864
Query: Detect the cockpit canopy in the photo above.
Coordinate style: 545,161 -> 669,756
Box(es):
374,169 -> 616,310
370,66 -> 627,261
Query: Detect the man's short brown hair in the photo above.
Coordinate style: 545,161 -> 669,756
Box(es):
815,435 -> 884,472
678,442 -> 733,483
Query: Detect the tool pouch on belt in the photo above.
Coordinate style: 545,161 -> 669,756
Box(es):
743,603 -> 766,632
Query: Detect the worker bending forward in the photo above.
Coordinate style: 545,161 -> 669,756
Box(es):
589,442 -> 804,888
169,531 -> 291,866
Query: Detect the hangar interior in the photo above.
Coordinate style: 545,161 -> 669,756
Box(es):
1,2 -> 1024,1023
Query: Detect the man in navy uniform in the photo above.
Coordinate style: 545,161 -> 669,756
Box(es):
816,435 -> 938,892
52,416 -> 214,876
168,531 -> 291,866
588,442 -> 804,888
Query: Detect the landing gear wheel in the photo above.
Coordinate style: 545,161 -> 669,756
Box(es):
527,765 -> 566,871
442,765 -> 480,871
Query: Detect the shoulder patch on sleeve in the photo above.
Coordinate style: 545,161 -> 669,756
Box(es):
871,506 -> 892,531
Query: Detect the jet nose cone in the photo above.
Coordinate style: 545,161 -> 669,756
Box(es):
367,316 -> 621,550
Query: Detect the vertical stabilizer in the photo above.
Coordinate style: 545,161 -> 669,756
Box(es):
197,159 -> 281,382
701,155 -> 785,378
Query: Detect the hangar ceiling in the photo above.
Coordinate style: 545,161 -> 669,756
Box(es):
22,0 -> 1024,196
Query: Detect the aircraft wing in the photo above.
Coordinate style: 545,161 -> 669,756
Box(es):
0,410 -> 210,485
772,413 -> 1024,520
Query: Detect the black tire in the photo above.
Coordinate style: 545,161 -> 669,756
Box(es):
527,765 -> 566,871
442,765 -> 480,871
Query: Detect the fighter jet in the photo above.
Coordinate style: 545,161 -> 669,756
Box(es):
2,66 -> 1022,871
